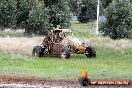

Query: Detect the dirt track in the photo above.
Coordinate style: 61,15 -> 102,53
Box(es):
0,76 -> 131,88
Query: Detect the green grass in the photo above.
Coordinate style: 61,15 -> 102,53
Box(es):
69,22 -> 96,38
0,23 -> 132,80
0,48 -> 132,80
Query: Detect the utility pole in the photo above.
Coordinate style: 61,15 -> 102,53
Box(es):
96,0 -> 99,35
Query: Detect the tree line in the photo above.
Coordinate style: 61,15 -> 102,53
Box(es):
0,0 -> 132,39
0,0 -> 112,35
0,0 -> 70,35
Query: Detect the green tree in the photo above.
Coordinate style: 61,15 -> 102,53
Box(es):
44,0 -> 70,28
68,0 -> 81,16
24,1 -> 51,36
16,0 -> 33,25
78,0 -> 104,23
99,0 -> 132,39
101,0 -> 113,9
0,0 -> 17,29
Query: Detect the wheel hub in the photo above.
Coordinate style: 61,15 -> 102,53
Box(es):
61,52 -> 66,59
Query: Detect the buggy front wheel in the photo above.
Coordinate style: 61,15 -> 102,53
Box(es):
32,46 -> 44,57
60,47 -> 70,59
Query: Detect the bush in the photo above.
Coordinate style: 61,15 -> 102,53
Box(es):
24,0 -> 71,35
99,0 -> 132,39
44,0 -> 71,28
68,0 -> 80,16
0,0 -> 17,28
78,0 -> 104,23
101,0 -> 113,9
24,1 -> 51,36
16,0 -> 32,25
0,0 -> 71,36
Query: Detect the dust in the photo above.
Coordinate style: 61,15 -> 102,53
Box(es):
0,37 -> 44,55
0,36 -> 131,55
89,36 -> 132,53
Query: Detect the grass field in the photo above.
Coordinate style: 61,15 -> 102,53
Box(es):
0,23 -> 132,80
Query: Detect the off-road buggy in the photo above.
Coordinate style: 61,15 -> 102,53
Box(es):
32,28 -> 96,59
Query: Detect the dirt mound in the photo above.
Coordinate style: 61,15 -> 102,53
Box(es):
0,76 -> 131,88
0,76 -> 79,88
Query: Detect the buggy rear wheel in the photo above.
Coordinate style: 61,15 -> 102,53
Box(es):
85,46 -> 96,58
